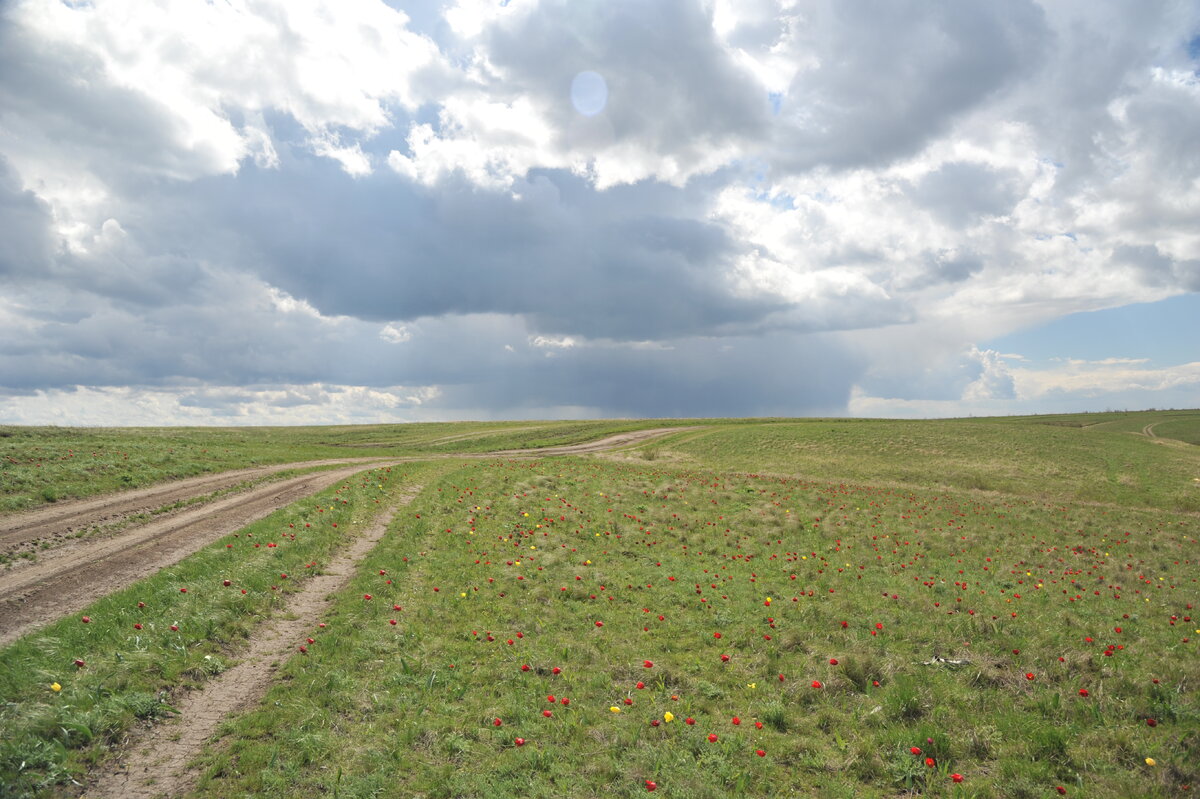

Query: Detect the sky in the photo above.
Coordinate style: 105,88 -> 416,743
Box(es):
1,0 -> 1198,426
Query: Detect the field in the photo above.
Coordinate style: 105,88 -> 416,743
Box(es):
1,411 -> 1197,798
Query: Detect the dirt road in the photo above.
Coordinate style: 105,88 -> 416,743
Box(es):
0,463 -> 389,646
0,457 -> 386,553
84,487 -> 423,799
0,427 -> 685,646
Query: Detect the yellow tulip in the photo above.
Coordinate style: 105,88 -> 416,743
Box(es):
1145,757 -> 1157,767
663,712 -> 674,723
51,683 -> 61,692
610,706 -> 621,713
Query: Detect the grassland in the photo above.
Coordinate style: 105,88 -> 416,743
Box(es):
0,411 -> 1197,798
0,421 -> 669,514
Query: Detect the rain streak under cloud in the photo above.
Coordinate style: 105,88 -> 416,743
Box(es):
0,0 -> 1198,425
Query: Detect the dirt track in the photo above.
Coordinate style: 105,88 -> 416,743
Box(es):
0,428 -> 685,647
0,463 -> 390,647
84,487 -> 423,799
0,457 -> 386,554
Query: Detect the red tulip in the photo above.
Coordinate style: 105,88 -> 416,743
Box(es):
708,734 -> 718,742
514,737 -> 525,747
755,749 -> 766,757
645,780 -> 657,791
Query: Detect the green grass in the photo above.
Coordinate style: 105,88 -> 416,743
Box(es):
187,451 -> 1198,799
0,421 -> 681,515
0,411 -> 1197,798
0,461 -> 444,798
667,413 -> 1200,512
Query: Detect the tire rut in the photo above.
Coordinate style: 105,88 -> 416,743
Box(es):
83,488 -> 422,799
0,464 -> 395,647
0,458 -> 387,549
0,428 -> 687,646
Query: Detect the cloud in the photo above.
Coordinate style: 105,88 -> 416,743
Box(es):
0,155 -> 55,277
1,0 -> 1199,424
766,0 -> 1050,172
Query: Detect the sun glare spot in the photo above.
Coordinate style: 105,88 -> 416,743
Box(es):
571,71 -> 608,116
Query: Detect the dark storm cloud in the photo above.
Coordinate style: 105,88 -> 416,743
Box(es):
479,0 -> 769,166
1113,244 -> 1200,291
0,18 -> 231,184
0,155 -> 54,277
432,333 -> 866,418
909,162 -> 1021,229
772,0 -> 1049,171
119,156 -> 789,342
